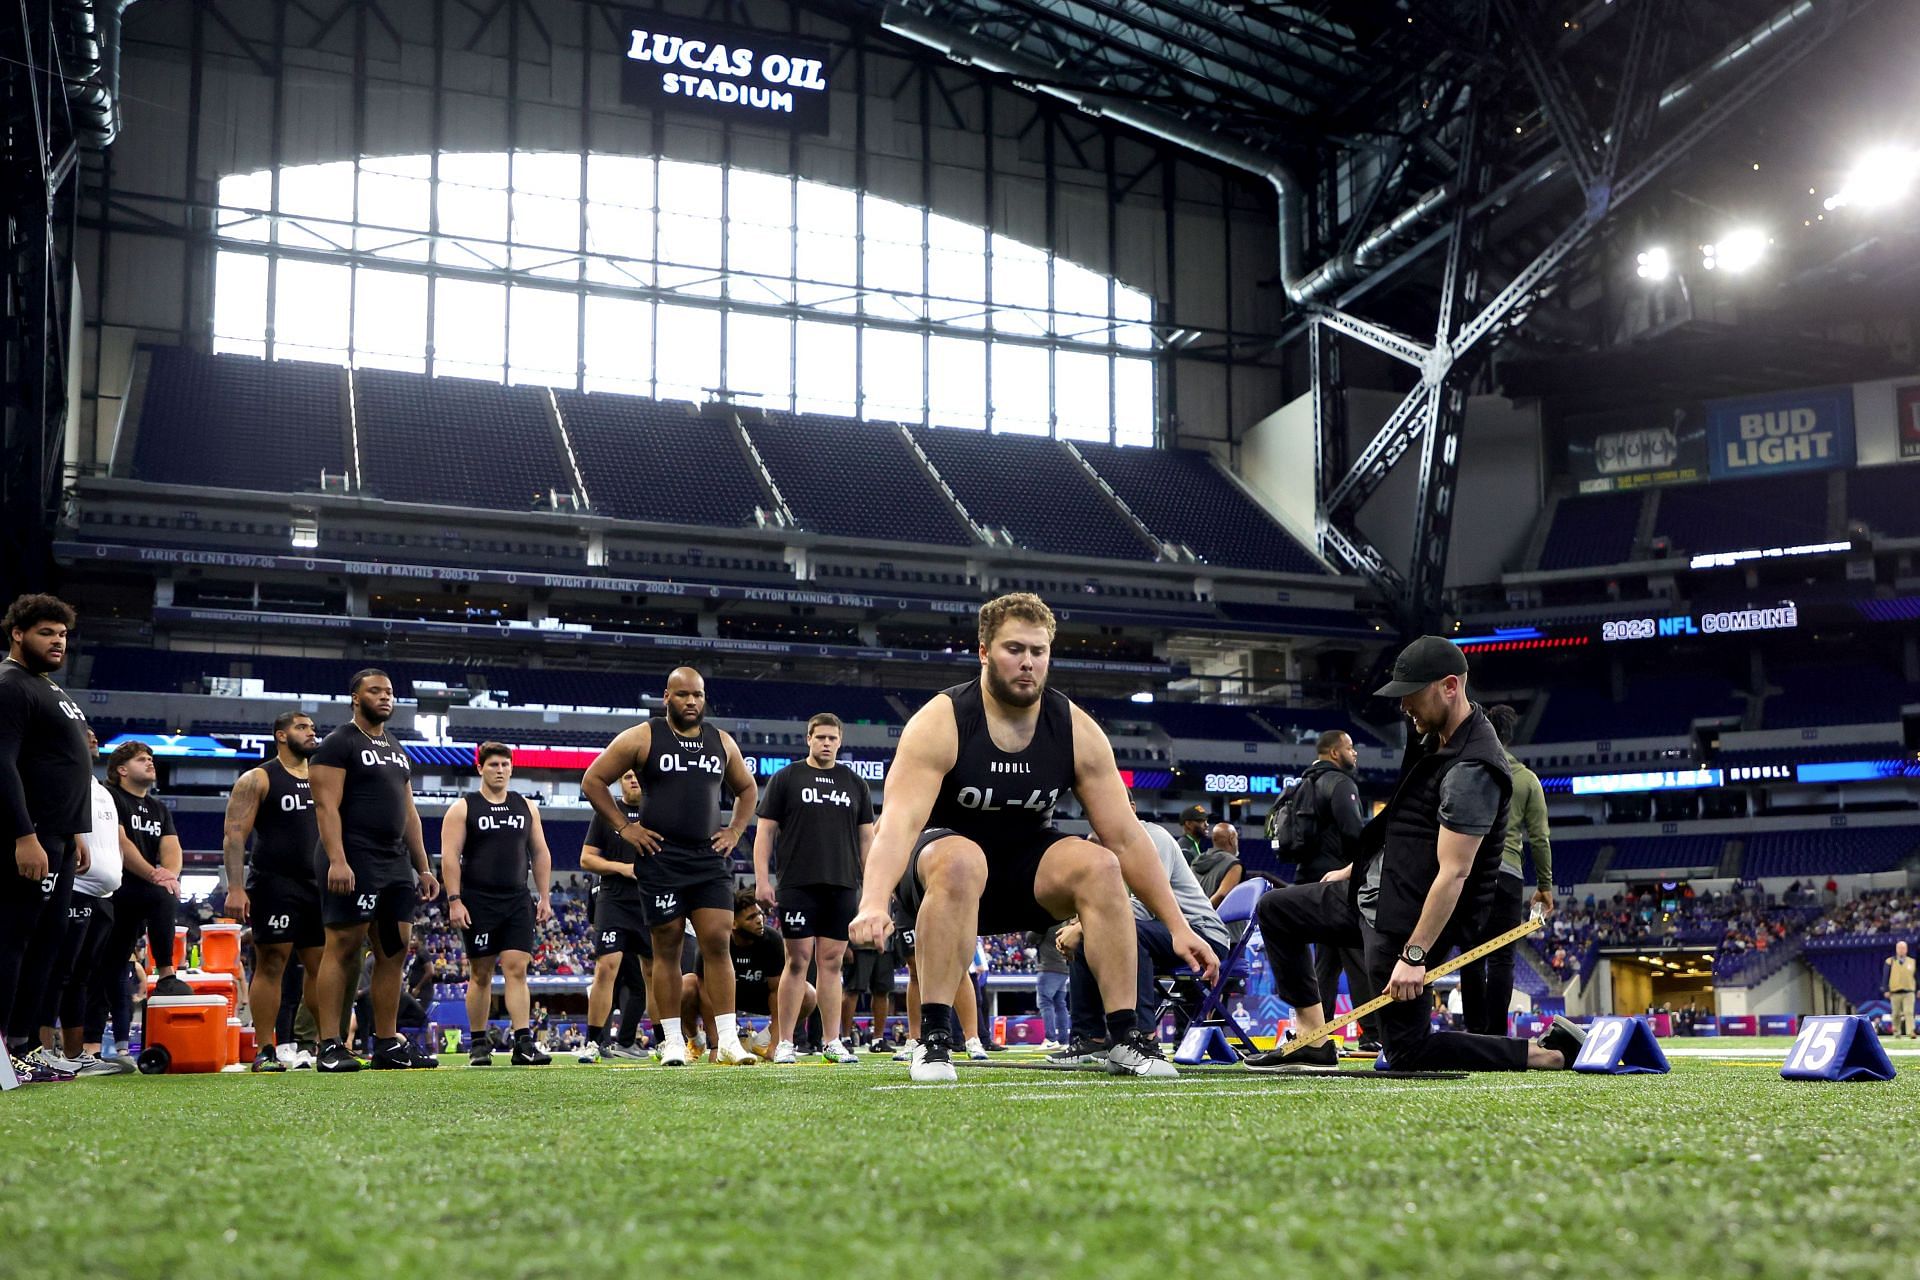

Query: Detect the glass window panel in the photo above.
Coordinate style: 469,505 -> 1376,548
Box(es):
990,234 -> 1049,337
510,153 -> 583,279
212,251 -> 268,354
726,311 -> 793,408
356,155 -> 431,260
1053,259 -> 1111,342
861,327 -> 923,423
272,258 -> 351,363
927,335 -> 986,430
926,214 -> 986,328
793,320 -> 855,416
989,342 -> 1050,435
508,286 -> 580,386
653,303 -> 720,402
862,195 -> 923,321
437,153 -> 510,270
586,155 -> 654,287
352,268 -> 428,372
726,169 -> 793,303
514,151 -> 582,200
795,181 -> 857,312
1115,283 -> 1154,350
582,294 -> 653,394
433,277 -> 506,381
1113,357 -> 1155,446
657,161 -> 722,295
1054,350 -> 1110,442
277,160 -> 354,252
217,171 -> 272,244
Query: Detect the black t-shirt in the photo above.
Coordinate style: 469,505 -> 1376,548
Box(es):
310,722 -> 414,865
111,785 -> 176,897
696,929 -> 787,997
0,658 -> 92,843
584,803 -> 643,901
459,790 -> 534,892
1438,761 -> 1502,837
757,760 -> 873,889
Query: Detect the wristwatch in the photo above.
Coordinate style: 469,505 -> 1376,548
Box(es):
1399,943 -> 1427,966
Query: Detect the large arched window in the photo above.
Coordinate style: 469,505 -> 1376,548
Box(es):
212,153 -> 1155,444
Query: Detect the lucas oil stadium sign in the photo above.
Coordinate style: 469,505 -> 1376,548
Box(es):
622,14 -> 831,132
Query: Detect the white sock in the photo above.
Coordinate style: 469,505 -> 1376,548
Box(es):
715,1013 -> 737,1044
660,1017 -> 683,1044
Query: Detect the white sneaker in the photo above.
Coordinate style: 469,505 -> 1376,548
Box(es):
658,1038 -> 689,1067
576,1040 -> 602,1063
909,1038 -> 958,1083
714,1036 -> 758,1066
892,1037 -> 918,1062
72,1051 -> 123,1077
290,1048 -> 315,1070
1036,1039 -> 1062,1052
822,1039 -> 860,1064
275,1042 -> 299,1066
771,1040 -> 798,1065
965,1037 -> 990,1062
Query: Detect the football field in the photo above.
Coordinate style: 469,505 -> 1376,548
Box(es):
3,1041 -> 1915,1280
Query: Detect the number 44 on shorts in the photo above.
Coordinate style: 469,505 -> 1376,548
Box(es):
1780,1015 -> 1897,1082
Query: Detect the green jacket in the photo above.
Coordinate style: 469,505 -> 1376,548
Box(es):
1501,750 -> 1553,889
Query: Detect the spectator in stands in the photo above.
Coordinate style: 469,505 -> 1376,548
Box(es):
1458,705 -> 1554,1037
1193,823 -> 1244,906
1886,940 -> 1916,1040
1174,805 -> 1209,865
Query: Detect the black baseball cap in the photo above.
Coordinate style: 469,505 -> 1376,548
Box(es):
1180,804 -> 1209,823
1373,635 -> 1469,698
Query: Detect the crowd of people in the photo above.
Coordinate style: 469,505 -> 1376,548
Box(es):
1808,889 -> 1920,937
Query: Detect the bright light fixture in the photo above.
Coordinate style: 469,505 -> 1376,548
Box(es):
1129,691 -> 1155,703
1701,227 -> 1766,273
1634,246 -> 1670,280
1823,146 -> 1920,211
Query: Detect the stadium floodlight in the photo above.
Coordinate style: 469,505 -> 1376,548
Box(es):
1129,691 -> 1155,703
1700,227 -> 1766,272
1823,145 -> 1920,211
1634,246 -> 1670,281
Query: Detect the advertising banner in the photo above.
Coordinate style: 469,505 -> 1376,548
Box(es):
1706,384 -> 1855,479
621,13 -> 832,133
1566,406 -> 1708,493
1899,384 -> 1920,460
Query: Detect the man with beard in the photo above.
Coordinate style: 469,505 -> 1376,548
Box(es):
578,768 -> 654,1061
0,595 -> 94,1081
310,669 -> 442,1072
222,711 -> 323,1071
1245,637 -> 1584,1074
583,666 -> 759,1068
849,593 -> 1219,1083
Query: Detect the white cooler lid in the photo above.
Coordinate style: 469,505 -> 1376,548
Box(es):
148,994 -> 227,1009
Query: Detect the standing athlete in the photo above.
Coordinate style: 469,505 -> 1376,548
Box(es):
753,712 -> 874,1064
311,669 -> 442,1072
442,742 -> 554,1066
99,742 -> 190,1002
583,666 -> 759,1067
850,593 -> 1218,1082
578,769 -> 652,1061
222,711 -> 322,1071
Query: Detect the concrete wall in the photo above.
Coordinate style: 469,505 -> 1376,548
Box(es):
1237,392 -> 1320,558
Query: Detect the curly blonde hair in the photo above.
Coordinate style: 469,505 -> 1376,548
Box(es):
977,592 -> 1057,649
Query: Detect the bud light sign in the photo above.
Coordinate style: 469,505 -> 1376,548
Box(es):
1706,384 -> 1855,479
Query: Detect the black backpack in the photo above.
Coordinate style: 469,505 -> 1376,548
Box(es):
1265,765 -> 1327,857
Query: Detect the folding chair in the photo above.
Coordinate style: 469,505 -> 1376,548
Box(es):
1153,878 -> 1267,1063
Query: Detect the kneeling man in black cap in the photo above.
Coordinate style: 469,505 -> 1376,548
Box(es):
1246,636 -> 1584,1073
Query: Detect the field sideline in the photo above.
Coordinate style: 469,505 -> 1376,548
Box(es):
3,1043 -> 1912,1280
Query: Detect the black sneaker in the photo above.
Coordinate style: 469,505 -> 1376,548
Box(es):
404,1040 -> 440,1070
510,1036 -> 551,1066
468,1042 -> 493,1067
1047,1036 -> 1109,1067
982,1038 -> 1009,1053
151,974 -> 194,998
1245,1034 -> 1341,1072
250,1047 -> 287,1073
316,1040 -> 361,1073
1536,1015 -> 1587,1068
868,1037 -> 897,1055
1356,1039 -> 1384,1055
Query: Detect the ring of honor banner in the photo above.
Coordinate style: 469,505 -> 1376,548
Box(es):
621,12 -> 831,132
1567,406 -> 1708,493
1706,384 -> 1855,479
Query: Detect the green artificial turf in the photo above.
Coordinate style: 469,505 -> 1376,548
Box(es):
3,1044 -> 1915,1280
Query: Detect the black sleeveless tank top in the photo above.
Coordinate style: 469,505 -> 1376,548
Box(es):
925,679 -> 1076,847
249,757 -> 317,885
460,789 -> 533,892
639,721 -> 729,849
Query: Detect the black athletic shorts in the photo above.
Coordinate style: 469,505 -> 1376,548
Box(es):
636,864 -> 734,929
591,888 -> 655,960
319,856 -> 419,931
897,826 -> 1072,936
461,888 -> 535,958
735,979 -> 774,1016
846,944 -> 898,996
249,871 -> 325,951
777,883 -> 857,941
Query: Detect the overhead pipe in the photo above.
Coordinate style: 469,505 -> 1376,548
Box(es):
58,0 -> 137,150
